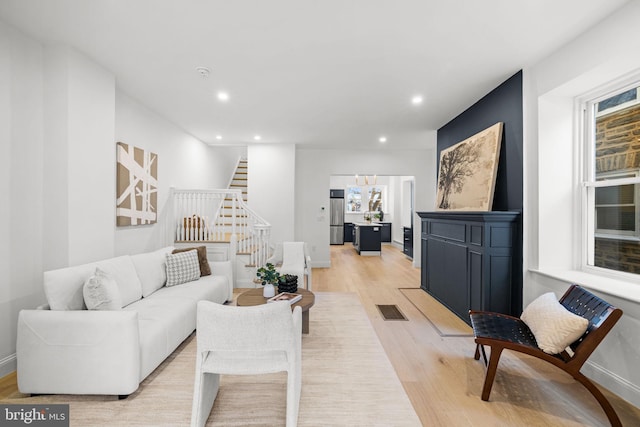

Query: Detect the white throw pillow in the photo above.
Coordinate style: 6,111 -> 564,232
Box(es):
95,255 -> 143,307
165,250 -> 201,287
521,292 -> 589,354
83,268 -> 123,310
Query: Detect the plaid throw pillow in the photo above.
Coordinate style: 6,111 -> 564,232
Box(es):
165,250 -> 200,287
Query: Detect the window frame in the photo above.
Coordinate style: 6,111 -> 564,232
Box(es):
581,78 -> 640,275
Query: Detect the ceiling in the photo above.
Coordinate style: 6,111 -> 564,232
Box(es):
0,0 -> 630,149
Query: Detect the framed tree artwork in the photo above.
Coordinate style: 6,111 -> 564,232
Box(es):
436,122 -> 503,211
116,142 -> 158,225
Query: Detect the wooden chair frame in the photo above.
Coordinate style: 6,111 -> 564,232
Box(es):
470,285 -> 623,427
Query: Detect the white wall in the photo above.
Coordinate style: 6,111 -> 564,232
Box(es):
67,48 -> 116,266
0,20 -> 45,377
42,46 -> 116,269
114,92 -> 245,255
295,144 -> 436,268
0,21 -> 247,376
247,144 -> 296,245
525,0 -> 640,407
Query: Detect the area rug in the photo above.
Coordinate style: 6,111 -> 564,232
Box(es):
6,292 -> 421,426
399,288 -> 473,337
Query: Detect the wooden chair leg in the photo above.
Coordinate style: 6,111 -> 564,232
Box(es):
474,344 -> 481,360
573,372 -> 622,427
481,346 -> 504,401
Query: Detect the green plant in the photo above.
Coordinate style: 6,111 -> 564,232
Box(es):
256,262 -> 280,285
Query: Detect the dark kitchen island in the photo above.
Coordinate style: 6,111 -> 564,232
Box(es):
353,223 -> 382,256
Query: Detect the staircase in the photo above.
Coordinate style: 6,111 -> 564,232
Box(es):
229,158 -> 248,202
169,158 -> 271,287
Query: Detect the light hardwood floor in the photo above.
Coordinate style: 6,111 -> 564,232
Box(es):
314,244 -> 640,427
2,244 -> 640,426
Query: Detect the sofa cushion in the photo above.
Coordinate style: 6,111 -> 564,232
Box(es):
172,246 -> 211,276
96,256 -> 143,307
521,292 -> 589,354
165,250 -> 200,287
152,274 -> 230,305
83,268 -> 122,310
131,246 -> 174,297
45,263 -> 96,310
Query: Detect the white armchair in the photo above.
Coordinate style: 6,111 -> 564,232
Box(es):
191,300 -> 302,427
267,242 -> 313,290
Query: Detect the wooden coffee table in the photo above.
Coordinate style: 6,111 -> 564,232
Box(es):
236,288 -> 315,334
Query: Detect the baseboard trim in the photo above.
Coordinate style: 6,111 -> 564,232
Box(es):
0,353 -> 16,378
584,360 -> 640,408
312,261 -> 330,268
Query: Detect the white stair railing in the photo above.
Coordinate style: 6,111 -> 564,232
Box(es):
169,188 -> 271,268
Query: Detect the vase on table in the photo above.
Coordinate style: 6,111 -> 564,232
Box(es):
263,283 -> 276,298
278,274 -> 298,293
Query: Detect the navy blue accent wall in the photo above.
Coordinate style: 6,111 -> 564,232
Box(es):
437,70 -> 523,212
436,70 -> 523,313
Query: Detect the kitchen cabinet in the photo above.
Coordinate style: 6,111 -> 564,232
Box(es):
379,222 -> 391,242
417,211 -> 521,325
353,223 -> 381,256
403,227 -> 413,258
344,222 -> 354,243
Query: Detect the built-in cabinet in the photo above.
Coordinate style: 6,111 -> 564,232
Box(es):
418,211 -> 521,325
403,227 -> 413,258
379,222 -> 391,242
344,222 -> 354,242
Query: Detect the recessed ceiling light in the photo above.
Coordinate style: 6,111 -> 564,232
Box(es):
216,135 -> 222,140
411,95 -> 423,105
195,66 -> 211,78
254,135 -> 262,141
217,91 -> 229,102
379,136 -> 387,143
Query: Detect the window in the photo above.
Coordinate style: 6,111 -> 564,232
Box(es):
346,185 -> 387,214
346,186 -> 362,212
368,186 -> 383,212
583,82 -> 640,274
594,171 -> 639,238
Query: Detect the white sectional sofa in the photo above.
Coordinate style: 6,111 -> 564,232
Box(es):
16,246 -> 233,397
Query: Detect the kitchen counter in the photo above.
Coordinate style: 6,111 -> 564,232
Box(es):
353,223 -> 382,256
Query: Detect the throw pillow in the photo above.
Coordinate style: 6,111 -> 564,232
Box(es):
172,246 -> 211,276
166,250 -> 201,287
83,268 -> 123,310
521,292 -> 589,354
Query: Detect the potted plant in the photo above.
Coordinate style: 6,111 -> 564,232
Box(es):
256,262 -> 280,297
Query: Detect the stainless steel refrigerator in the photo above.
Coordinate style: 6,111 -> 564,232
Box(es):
330,189 -> 344,244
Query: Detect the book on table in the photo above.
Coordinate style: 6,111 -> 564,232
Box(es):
267,292 -> 302,304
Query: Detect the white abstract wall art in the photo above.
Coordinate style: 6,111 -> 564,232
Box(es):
116,142 -> 158,226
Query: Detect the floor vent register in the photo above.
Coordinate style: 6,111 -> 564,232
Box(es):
376,304 -> 408,321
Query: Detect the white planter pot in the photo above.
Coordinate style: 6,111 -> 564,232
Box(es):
263,283 -> 276,298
